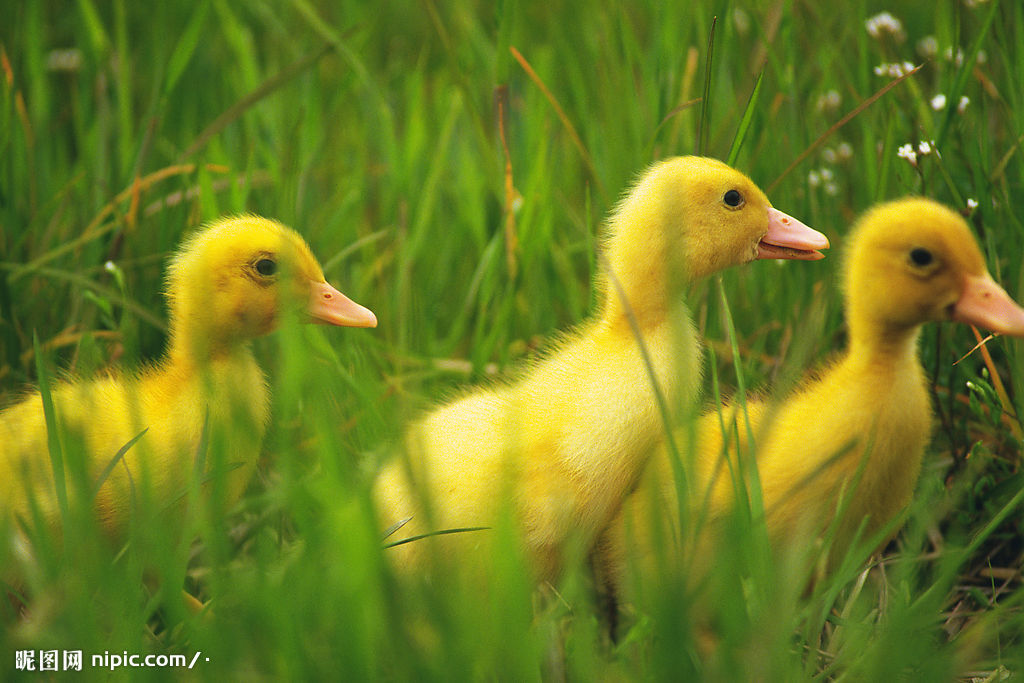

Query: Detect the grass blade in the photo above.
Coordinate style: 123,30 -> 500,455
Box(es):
163,1 -> 210,97
32,333 -> 68,522
696,15 -> 717,156
383,526 -> 490,549
91,428 -> 148,500
726,71 -> 764,167
509,45 -> 606,201
75,0 -> 111,57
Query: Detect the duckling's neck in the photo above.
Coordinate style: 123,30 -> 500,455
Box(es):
846,318 -> 923,371
600,194 -> 700,332
599,265 -> 690,335
166,324 -> 256,370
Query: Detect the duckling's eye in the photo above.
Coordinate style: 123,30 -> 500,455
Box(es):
909,247 -> 933,267
255,258 -> 278,277
723,189 -> 744,208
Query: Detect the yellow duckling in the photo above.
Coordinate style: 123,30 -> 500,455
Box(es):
602,198 -> 1024,601
1,216 -> 376,541
375,156 -> 828,580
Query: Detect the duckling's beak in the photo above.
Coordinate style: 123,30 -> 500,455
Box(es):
952,273 -> 1024,336
757,208 -> 830,261
309,281 -> 378,328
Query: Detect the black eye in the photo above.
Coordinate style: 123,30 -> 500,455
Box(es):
723,189 -> 744,208
255,258 -> 277,276
910,248 -> 933,267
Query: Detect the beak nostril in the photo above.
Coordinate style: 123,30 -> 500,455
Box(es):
782,217 -> 790,224
323,292 -> 333,300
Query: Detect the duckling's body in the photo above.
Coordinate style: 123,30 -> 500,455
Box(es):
604,198 -> 1024,598
383,300 -> 695,579
375,157 -> 827,580
746,335 -> 931,555
0,349 -> 267,534
1,216 -> 376,540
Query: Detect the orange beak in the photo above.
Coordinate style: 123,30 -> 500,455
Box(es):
953,273 -> 1024,336
757,208 -> 830,261
309,281 -> 378,328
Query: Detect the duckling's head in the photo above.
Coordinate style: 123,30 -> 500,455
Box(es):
844,198 -> 1024,341
165,215 -> 376,359
602,156 -> 827,322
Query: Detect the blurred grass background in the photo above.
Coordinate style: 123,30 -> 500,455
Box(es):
1,0 -> 1023,679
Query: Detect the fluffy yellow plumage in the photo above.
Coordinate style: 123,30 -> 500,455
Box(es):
375,156 -> 828,580
601,198 -> 1024,602
1,216 -> 376,543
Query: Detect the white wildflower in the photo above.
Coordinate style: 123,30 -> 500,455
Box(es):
930,94 -> 947,110
816,90 -> 841,113
809,168 -> 839,195
958,96 -> 970,113
46,48 -> 83,72
822,147 -> 837,164
944,47 -> 965,67
874,61 -> 916,78
917,36 -> 939,59
866,12 -> 906,42
967,198 -> 979,211
897,144 -> 918,165
917,141 -> 933,156
837,142 -> 853,160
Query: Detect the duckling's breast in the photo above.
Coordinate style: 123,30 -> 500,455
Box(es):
756,354 -> 932,553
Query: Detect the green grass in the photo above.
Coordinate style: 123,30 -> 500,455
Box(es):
2,0 -> 1024,679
